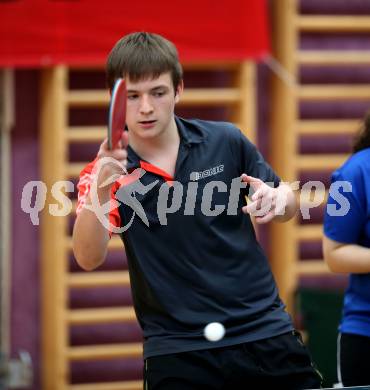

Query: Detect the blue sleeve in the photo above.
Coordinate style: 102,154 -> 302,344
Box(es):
324,167 -> 367,244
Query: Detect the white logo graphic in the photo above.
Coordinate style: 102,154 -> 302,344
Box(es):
190,165 -> 224,181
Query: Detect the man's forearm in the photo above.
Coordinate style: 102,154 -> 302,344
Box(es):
72,190 -> 111,271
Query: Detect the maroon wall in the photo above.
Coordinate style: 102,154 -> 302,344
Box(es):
11,70 -> 41,390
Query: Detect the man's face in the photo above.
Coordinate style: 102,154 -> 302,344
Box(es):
125,72 -> 182,140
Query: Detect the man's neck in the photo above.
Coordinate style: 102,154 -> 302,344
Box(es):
129,117 -> 180,163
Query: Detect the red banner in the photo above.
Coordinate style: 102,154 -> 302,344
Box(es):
0,0 -> 270,67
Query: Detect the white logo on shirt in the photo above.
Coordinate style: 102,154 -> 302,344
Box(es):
190,165 -> 224,181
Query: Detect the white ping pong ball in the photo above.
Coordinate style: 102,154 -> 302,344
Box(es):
204,322 -> 225,342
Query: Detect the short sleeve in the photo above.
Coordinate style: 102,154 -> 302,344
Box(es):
324,168 -> 367,244
237,130 -> 281,187
76,158 -> 121,234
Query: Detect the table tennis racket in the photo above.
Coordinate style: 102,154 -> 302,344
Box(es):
108,78 -> 127,150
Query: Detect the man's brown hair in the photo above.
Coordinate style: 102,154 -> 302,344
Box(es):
106,32 -> 183,92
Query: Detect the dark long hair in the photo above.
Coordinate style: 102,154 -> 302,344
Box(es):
353,111 -> 370,153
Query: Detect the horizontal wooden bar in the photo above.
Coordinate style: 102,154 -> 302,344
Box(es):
297,16 -> 370,32
67,307 -> 136,325
181,88 -> 241,105
297,154 -> 348,170
67,271 -> 130,288
67,126 -> 105,143
297,50 -> 370,65
67,88 -> 241,108
66,236 -> 123,251
69,381 -> 143,390
297,119 -> 359,135
297,260 -> 330,274
67,90 -> 109,107
67,342 -> 142,361
296,224 -> 323,241
67,163 -> 86,178
299,85 -> 370,101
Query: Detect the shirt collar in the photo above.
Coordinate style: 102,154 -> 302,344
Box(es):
175,116 -> 206,145
127,115 -> 206,170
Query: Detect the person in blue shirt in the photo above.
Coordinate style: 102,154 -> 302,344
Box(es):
323,111 -> 370,387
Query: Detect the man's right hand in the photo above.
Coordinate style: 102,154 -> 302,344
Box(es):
96,131 -> 129,191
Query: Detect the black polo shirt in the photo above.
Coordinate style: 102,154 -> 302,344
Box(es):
116,117 -> 293,359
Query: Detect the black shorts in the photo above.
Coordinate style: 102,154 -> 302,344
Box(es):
143,331 -> 322,390
339,332 -> 370,387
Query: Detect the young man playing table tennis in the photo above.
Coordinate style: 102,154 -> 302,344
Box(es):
72,32 -> 322,389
